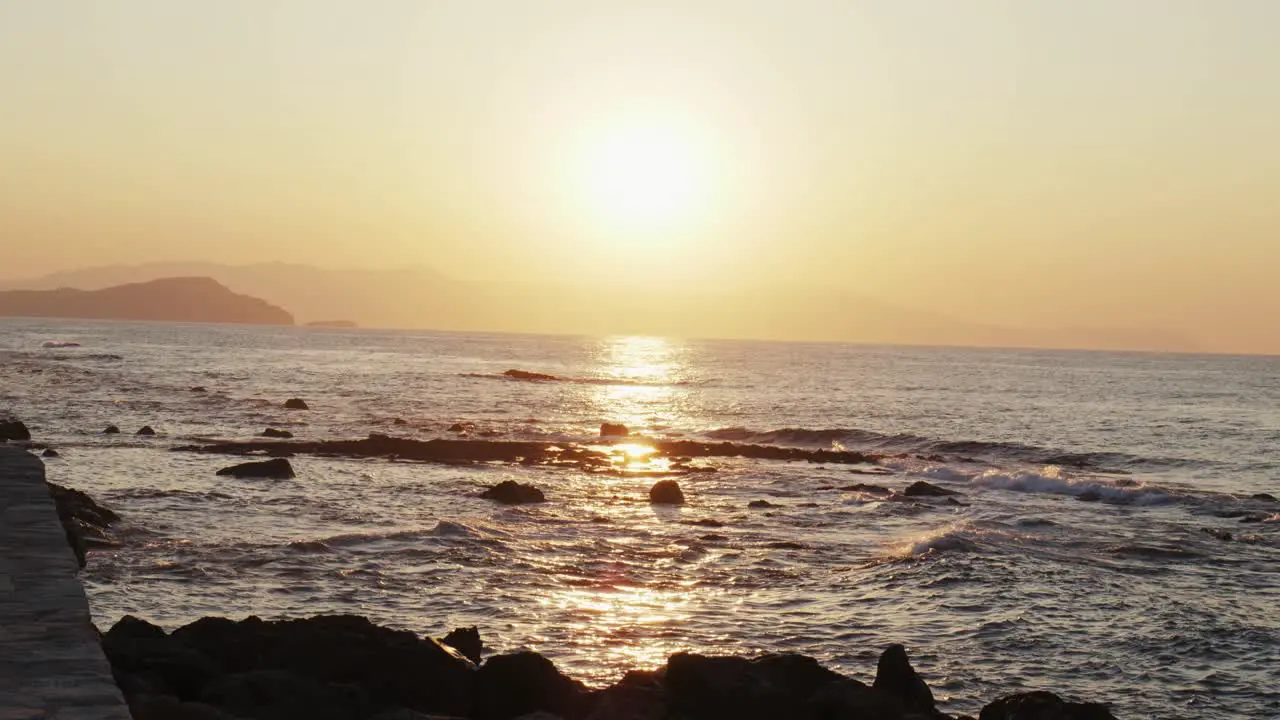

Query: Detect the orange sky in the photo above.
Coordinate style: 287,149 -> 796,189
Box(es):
2,2 -> 1278,353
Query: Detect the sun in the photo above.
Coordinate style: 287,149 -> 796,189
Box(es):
578,122 -> 709,232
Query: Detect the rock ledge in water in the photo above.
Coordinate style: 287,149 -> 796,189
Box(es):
284,398 -> 310,410
262,428 -> 294,439
216,458 -> 296,479
137,425 -> 157,436
480,480 -> 546,504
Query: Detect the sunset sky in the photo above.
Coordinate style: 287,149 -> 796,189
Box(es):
2,1 -> 1278,352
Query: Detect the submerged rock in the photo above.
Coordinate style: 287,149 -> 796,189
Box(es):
42,448 -> 60,458
1076,490 -> 1103,502
649,479 -> 685,505
873,643 -> 935,715
747,499 -> 775,509
104,425 -> 121,434
262,428 -> 294,439
1252,492 -> 1277,502
842,483 -> 892,494
903,481 -> 960,498
474,651 -> 588,720
504,369 -> 559,382
48,481 -> 120,568
448,422 -> 477,434
216,458 -> 296,479
979,690 -> 1118,719
0,419 -> 31,442
600,423 -> 630,437
284,398 -> 310,410
442,626 -> 483,665
481,480 -> 546,504
137,425 -> 157,436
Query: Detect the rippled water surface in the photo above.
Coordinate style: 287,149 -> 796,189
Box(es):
2,319 -> 1278,718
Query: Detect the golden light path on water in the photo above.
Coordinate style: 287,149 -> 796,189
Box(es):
553,335 -> 710,673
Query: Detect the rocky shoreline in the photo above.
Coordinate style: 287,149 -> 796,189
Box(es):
5,420 -> 1124,720
103,613 -> 1117,720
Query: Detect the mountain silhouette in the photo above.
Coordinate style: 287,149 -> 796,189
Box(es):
0,277 -> 293,325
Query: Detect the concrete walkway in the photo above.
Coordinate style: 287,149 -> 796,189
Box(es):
0,446 -> 131,720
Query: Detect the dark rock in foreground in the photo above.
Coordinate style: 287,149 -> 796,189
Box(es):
474,651 -> 588,720
904,480 -> 960,497
137,425 -> 157,436
1252,492 -> 1277,502
262,428 -> 294,439
42,448 -> 60,457
980,690 -> 1117,719
105,614 -> 475,719
480,480 -> 546,504
0,419 -> 31,441
649,479 -> 685,505
105,425 -> 121,434
874,643 -> 935,715
101,613 -> 1121,720
48,481 -> 120,568
443,627 -> 483,665
600,422 -> 629,437
217,458 -> 296,479
284,398 -> 310,410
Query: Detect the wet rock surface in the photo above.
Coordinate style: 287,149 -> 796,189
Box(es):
102,615 -> 1117,720
262,428 -> 294,439
47,481 -> 120,568
480,480 -> 546,505
903,481 -> 960,497
216,458 -> 297,479
284,398 -> 310,410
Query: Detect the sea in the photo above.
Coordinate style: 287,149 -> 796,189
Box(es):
1,318 -> 1278,719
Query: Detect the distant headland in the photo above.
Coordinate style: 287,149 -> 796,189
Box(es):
0,277 -> 293,325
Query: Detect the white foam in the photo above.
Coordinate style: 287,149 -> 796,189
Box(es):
971,466 -> 1175,505
918,465 -> 977,483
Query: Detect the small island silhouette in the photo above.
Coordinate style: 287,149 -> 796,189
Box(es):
0,277 -> 293,325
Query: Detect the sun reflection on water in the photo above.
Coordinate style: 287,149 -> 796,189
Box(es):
589,335 -> 690,437
540,584 -> 696,674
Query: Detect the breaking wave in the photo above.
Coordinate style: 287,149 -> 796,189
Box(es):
970,467 -> 1178,505
702,426 -> 1205,471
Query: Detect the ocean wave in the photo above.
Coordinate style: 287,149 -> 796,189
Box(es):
701,426 -> 1206,471
970,467 -> 1177,505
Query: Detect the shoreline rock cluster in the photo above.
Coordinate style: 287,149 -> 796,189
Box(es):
102,614 -> 1117,720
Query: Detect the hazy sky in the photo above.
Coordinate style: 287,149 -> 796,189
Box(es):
2,1 -> 1278,351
